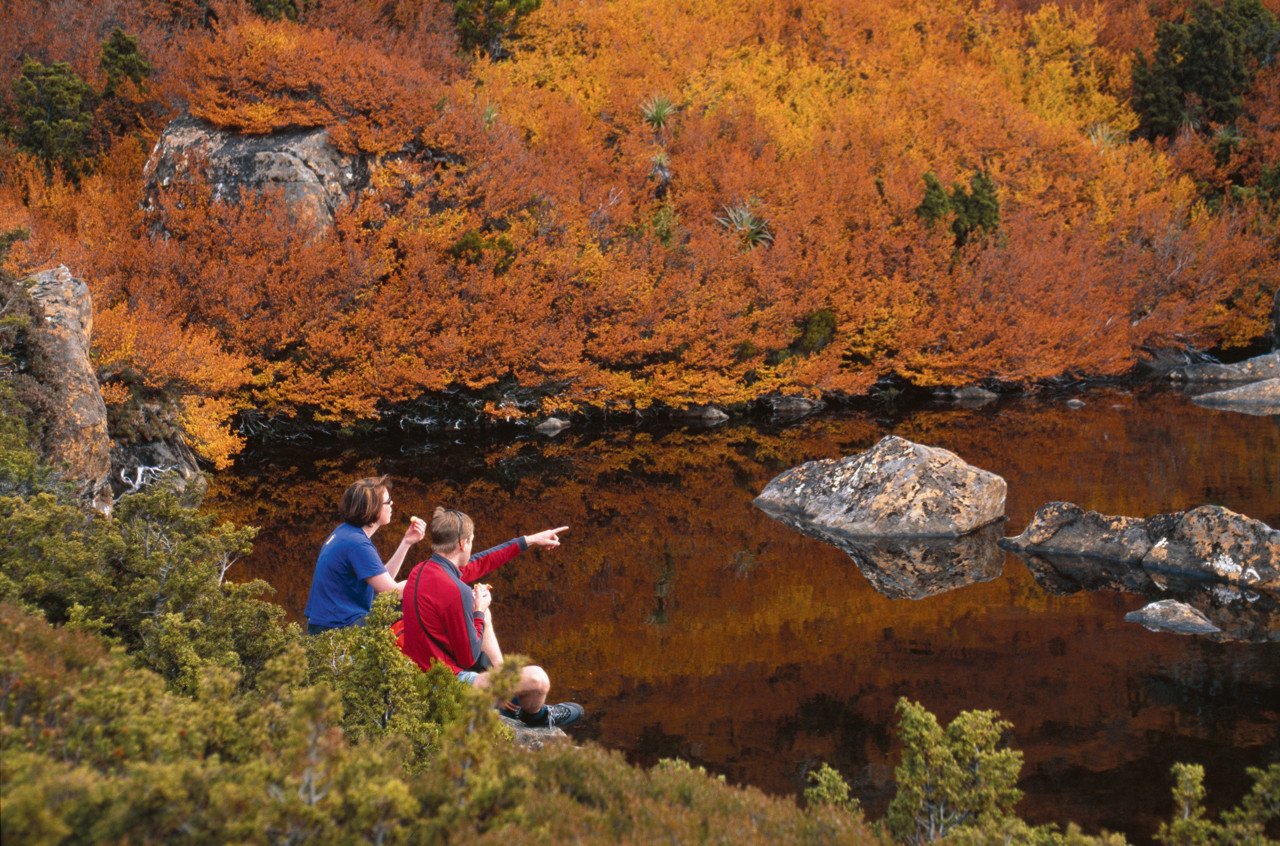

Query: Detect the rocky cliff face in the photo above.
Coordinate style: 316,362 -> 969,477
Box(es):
26,266 -> 113,512
144,115 -> 375,231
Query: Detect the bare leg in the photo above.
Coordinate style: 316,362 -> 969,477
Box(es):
480,609 -> 503,669
473,665 -> 549,713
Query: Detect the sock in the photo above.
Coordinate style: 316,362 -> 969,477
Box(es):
518,705 -> 549,725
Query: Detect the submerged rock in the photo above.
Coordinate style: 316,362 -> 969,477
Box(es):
1168,351 -> 1280,383
754,435 -> 1006,537
1125,600 -> 1221,636
26,266 -> 112,512
1003,503 -> 1279,590
1191,379 -> 1280,416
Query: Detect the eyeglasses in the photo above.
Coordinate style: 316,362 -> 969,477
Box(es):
382,498 -> 393,507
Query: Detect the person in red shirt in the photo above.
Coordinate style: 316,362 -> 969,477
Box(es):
401,506 -> 584,728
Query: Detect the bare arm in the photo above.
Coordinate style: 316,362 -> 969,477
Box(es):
366,572 -> 404,595
384,516 -> 426,580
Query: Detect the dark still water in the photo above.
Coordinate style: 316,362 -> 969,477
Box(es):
209,387 -> 1279,842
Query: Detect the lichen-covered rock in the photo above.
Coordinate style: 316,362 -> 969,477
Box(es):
754,435 -> 1006,537
1125,600 -> 1222,636
1168,351 -> 1280,383
497,714 -> 569,749
1004,503 -> 1279,590
144,115 -> 375,232
26,266 -> 112,512
1191,378 -> 1280,416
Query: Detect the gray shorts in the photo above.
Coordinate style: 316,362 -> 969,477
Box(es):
456,670 -> 480,685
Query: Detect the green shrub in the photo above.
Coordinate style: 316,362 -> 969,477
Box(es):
1132,0 -> 1280,139
11,58 -> 97,180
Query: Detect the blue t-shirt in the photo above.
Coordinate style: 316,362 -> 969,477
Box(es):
304,523 -> 387,630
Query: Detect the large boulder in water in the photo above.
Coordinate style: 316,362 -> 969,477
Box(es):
1191,378 -> 1280,416
1003,503 -> 1279,590
143,115 -> 376,232
26,266 -> 112,512
754,435 -> 1006,537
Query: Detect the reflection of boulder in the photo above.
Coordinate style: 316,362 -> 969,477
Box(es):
1125,600 -> 1221,637
775,519 -> 1005,599
26,266 -> 112,512
1014,547 -> 1280,643
754,435 -> 1006,537
1003,502 -> 1278,590
767,395 -> 826,419
1191,379 -> 1280,416
1168,351 -> 1280,383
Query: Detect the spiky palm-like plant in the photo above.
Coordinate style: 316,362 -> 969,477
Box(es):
641,95 -> 677,134
715,202 -> 774,249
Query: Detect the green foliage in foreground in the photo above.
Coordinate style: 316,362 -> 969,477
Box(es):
0,415 -> 1276,844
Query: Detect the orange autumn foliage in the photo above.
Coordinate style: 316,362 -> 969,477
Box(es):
1,0 -> 1277,465
182,19 -> 442,154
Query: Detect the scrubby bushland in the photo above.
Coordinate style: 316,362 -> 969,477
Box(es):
1,414 -> 1277,843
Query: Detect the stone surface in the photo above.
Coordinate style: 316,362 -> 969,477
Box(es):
1125,600 -> 1222,636
679,404 -> 730,424
1003,503 -> 1279,590
497,714 -> 569,749
1021,550 -> 1280,642
768,395 -> 826,418
754,435 -> 1006,537
111,434 -> 205,500
534,417 -> 570,435
1191,378 -> 1280,416
1168,351 -> 1280,383
144,115 -> 375,232
26,266 -> 112,512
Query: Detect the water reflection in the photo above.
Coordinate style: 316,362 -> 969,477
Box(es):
756,512 -> 1005,599
209,386 -> 1280,844
1016,550 -> 1280,643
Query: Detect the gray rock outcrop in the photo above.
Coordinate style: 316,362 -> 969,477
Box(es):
497,714 -> 569,749
679,404 -> 730,424
1003,503 -> 1279,590
1168,351 -> 1280,383
754,435 -> 1006,537
1125,600 -> 1222,636
1191,378 -> 1280,416
26,266 -> 112,512
108,399 -> 205,500
144,115 -> 375,231
768,395 -> 826,418
534,417 -> 570,436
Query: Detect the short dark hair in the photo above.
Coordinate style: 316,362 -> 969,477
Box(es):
340,476 -> 390,527
431,506 -> 474,553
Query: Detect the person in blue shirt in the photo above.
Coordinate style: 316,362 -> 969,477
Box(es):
305,475 -> 425,634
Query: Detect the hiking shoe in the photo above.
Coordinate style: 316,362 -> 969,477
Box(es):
519,701 -> 585,728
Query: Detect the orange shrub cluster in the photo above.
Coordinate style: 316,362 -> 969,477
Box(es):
183,19 -> 442,154
1,0 -> 1277,464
